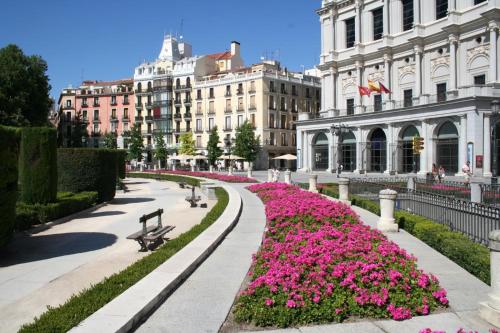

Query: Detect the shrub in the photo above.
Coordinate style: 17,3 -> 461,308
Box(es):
15,191 -> 98,230
19,187 -> 228,333
58,149 -> 117,203
116,149 -> 127,179
127,172 -> 200,187
19,127 -> 57,204
0,126 -> 20,247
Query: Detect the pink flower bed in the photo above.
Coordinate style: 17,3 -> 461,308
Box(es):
158,170 -> 257,183
234,183 -> 448,327
421,329 -> 499,333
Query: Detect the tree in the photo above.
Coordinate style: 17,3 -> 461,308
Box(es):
154,132 -> 168,167
127,123 -> 144,161
234,120 -> 260,164
179,132 -> 196,156
0,44 -> 52,127
206,126 -> 222,166
103,131 -> 117,149
69,111 -> 89,147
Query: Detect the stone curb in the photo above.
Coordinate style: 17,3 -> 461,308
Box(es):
69,183 -> 243,333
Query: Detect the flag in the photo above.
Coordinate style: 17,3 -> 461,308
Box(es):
379,82 -> 392,94
368,80 -> 381,93
358,86 -> 371,96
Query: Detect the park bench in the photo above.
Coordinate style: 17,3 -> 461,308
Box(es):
185,186 -> 201,207
179,182 -> 187,189
126,208 -> 175,251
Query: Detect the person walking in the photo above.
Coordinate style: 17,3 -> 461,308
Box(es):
432,163 -> 438,182
462,161 -> 472,184
438,165 -> 445,183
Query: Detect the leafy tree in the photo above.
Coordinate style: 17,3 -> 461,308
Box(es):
0,44 -> 52,126
154,132 -> 168,167
127,123 -> 144,161
103,131 -> 117,149
206,126 -> 222,166
69,111 -> 88,147
179,132 -> 196,156
234,120 -> 260,163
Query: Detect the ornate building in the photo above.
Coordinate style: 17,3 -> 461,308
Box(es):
296,0 -> 499,179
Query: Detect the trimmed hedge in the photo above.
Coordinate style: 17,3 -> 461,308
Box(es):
20,187 -> 228,333
58,149 -> 118,203
0,126 -> 21,247
128,172 -> 200,187
19,127 -> 57,204
117,149 -> 127,179
16,191 -> 98,230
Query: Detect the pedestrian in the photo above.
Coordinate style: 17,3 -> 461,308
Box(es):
336,161 -> 343,178
432,163 -> 438,182
462,161 -> 472,184
438,165 -> 445,183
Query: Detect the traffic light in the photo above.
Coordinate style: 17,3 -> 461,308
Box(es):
412,136 -> 424,154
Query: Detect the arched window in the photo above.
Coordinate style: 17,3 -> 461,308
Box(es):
147,82 -> 152,91
137,82 -> 142,92
399,125 -> 420,173
340,131 -> 356,171
436,121 -> 459,173
176,78 -> 181,88
369,128 -> 387,172
186,77 -> 191,88
313,132 -> 329,170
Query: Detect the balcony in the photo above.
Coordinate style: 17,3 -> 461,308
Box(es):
224,106 -> 232,113
92,117 -> 100,123
62,105 -> 74,110
141,130 -> 153,136
236,106 -> 245,112
135,89 -> 152,95
249,105 -> 257,111
195,111 -> 203,116
145,101 -> 153,108
280,106 -> 288,112
153,85 -> 171,92
208,94 -> 215,99
122,116 -> 130,122
81,103 -> 88,108
173,113 -> 182,120
93,102 -> 100,107
195,96 -> 202,101
91,131 -> 101,137
109,116 -> 119,122
174,85 -> 192,91
183,112 -> 192,119
135,116 -> 144,122
224,91 -> 231,97
194,128 -> 203,133
135,103 -> 143,110
173,127 -> 188,135
174,99 -> 182,107
110,100 -> 117,106
82,117 -> 89,124
248,88 -> 256,94
153,100 -> 169,107
292,90 -> 298,96
270,87 -> 276,93
123,100 -> 130,105
207,109 -> 216,115
237,89 -> 244,96
223,126 -> 232,131
281,89 -> 288,95
145,115 -> 154,123
183,98 -> 192,106
269,105 -> 276,110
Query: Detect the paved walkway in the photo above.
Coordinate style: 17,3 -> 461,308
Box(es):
135,183 -> 266,333
0,178 -> 213,333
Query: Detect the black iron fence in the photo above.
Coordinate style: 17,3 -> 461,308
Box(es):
349,179 -> 500,245
481,184 -> 500,208
414,178 -> 471,201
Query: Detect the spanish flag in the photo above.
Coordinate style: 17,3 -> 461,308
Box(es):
368,80 -> 381,93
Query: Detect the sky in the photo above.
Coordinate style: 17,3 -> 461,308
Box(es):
0,0 -> 321,99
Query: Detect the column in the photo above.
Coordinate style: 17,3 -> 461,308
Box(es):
383,0 -> 390,36
304,132 -> 310,171
385,124 -> 394,174
355,128 -> 364,173
457,115 -> 467,175
449,35 -> 458,93
419,120 -> 429,174
413,0 -> 421,25
356,61 -> 363,113
384,54 -> 393,107
489,22 -> 498,83
327,131 -> 335,173
448,0 -> 456,12
484,113 -> 493,177
355,1 -> 362,44
414,45 -> 423,104
332,69 -> 338,111
297,130 -> 303,170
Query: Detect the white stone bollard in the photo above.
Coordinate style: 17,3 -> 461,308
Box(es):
209,165 -> 214,173
284,170 -> 291,184
191,164 -> 195,172
309,174 -> 318,193
228,166 -> 233,176
338,178 -> 350,204
247,169 -> 253,178
172,163 -> 176,171
140,164 -> 144,172
407,177 -> 416,191
470,182 -> 482,203
480,230 -> 500,327
377,189 -> 399,232
267,169 -> 273,182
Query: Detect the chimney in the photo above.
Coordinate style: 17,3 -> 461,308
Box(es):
231,41 -> 240,56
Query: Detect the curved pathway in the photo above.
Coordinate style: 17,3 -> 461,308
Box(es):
135,183 -> 266,333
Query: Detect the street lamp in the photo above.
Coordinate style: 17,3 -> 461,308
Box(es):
492,100 -> 499,184
224,136 -> 236,175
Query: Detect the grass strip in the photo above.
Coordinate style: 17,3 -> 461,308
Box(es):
127,172 -> 200,187
19,187 -> 228,333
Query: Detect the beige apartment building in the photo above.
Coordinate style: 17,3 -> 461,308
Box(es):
192,60 -> 321,169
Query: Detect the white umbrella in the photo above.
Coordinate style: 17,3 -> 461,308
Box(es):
192,155 -> 207,160
220,154 -> 244,160
272,154 -> 297,160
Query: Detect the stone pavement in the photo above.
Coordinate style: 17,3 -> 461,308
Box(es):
0,178 -> 213,333
135,183 -> 266,333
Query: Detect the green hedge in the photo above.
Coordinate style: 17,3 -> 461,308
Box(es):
0,126 -> 20,247
16,191 -> 98,230
19,127 -> 57,204
20,187 -> 228,333
58,149 -> 118,203
117,150 -> 127,179
127,172 -> 200,187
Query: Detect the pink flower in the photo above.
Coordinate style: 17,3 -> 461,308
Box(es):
265,298 -> 274,306
286,299 -> 297,308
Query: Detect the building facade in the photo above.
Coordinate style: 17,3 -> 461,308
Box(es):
297,0 -> 500,178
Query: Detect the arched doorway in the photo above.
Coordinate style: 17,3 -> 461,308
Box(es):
436,121 -> 459,173
399,125 -> 419,173
313,132 -> 329,170
368,128 -> 387,172
340,131 -> 356,171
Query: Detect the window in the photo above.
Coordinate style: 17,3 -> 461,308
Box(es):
269,96 -> 275,109
225,85 -> 231,96
306,88 -> 311,98
82,97 -> 88,106
225,99 -> 231,112
196,119 -> 202,131
269,114 -> 275,128
474,0 -> 486,4
238,115 -> 243,127
292,133 -> 297,146
435,0 -> 448,19
291,99 -> 297,112
281,114 -> 287,129
269,132 -> 275,145
237,83 -> 243,94
66,111 -> 71,121
197,102 -> 202,114
270,81 -> 275,92
345,17 -> 355,48
404,89 -> 413,107
111,109 -> 116,118
281,83 -> 286,94
209,101 -> 215,113
374,95 -> 382,111
225,116 -> 231,130
437,83 -> 447,102
93,97 -> 99,106
238,97 -> 243,111
292,116 -> 297,130
111,121 -> 117,133
123,94 -> 129,104
82,110 -> 87,120
280,97 -> 286,111
197,89 -> 202,99
292,85 -> 297,96
474,74 -> 486,85
281,133 -> 287,146
346,99 -> 355,115
196,136 -> 202,148
93,109 -> 99,120
66,100 -> 72,107
250,81 -> 256,92
186,77 -> 191,88
250,114 -> 256,127
372,8 -> 383,40
124,108 -> 128,119
93,124 -> 99,134
124,123 -> 129,132
250,95 -> 256,109
402,0 -> 414,31
209,118 -> 214,130
209,88 -> 214,98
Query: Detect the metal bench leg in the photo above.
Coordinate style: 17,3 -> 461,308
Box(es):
137,237 -> 148,252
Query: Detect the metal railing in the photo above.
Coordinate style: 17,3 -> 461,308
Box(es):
349,179 -> 500,245
414,178 -> 471,201
481,184 -> 500,207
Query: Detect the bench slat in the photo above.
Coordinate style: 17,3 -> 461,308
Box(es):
126,225 -> 158,240
143,226 -> 175,241
139,208 -> 164,223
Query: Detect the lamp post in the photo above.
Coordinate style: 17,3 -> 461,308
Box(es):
330,124 -> 354,177
492,100 -> 499,184
224,136 -> 236,175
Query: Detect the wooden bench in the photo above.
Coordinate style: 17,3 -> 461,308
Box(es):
126,209 -> 175,251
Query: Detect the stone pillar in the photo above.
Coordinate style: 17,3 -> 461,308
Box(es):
191,164 -> 195,172
172,163 -> 176,171
328,131 -> 335,173
355,128 -> 363,173
247,169 -> 253,178
470,182 -> 482,203
383,0 -> 390,36
449,35 -> 458,93
267,169 -> 273,182
209,165 -> 214,173
384,54 -> 392,105
479,230 -> 500,327
484,113 -> 493,177
140,164 -> 144,172
356,61 -> 363,113
448,0 -> 456,11
413,0 -> 420,25
228,166 -> 233,176
309,174 -> 318,193
457,115 -> 467,175
419,120 -> 429,174
489,22 -> 498,83
414,45 -> 423,102
355,1 -> 362,44
377,189 -> 399,232
284,170 -> 291,184
338,178 -> 350,204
